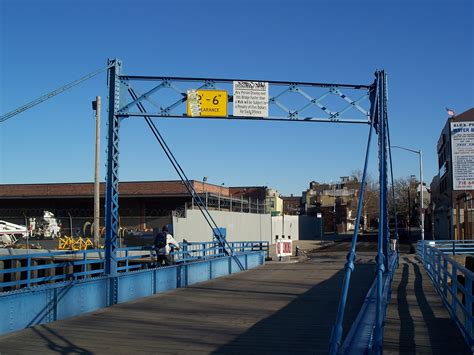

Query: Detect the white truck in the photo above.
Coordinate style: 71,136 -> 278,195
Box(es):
0,220 -> 27,247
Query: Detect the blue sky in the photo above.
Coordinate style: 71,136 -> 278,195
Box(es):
0,0 -> 472,196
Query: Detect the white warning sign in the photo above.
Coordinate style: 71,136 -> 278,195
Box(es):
233,81 -> 269,117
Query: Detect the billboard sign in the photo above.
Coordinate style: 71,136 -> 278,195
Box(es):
451,121 -> 474,190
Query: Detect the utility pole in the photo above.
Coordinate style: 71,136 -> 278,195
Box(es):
92,97 -> 101,247
419,150 -> 424,241
408,186 -> 411,241
333,182 -> 337,234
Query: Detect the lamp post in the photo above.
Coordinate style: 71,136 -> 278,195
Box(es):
92,97 -> 101,247
203,177 -> 208,208
332,181 -> 337,235
391,145 -> 424,241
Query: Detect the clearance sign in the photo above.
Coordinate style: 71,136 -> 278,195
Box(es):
276,238 -> 292,257
187,89 -> 228,117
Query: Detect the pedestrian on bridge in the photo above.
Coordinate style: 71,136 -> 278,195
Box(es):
154,225 -> 180,266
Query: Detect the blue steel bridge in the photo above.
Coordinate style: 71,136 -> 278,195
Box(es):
0,238 -> 472,354
0,60 -> 472,353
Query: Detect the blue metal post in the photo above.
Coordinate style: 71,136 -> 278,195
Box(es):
329,119 -> 375,354
104,58 -> 122,278
374,70 -> 389,353
382,73 -> 390,270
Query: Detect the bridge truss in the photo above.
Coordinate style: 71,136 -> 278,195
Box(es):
105,59 -> 399,353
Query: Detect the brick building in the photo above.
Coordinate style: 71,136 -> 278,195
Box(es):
430,108 -> 474,240
303,177 -> 360,233
282,195 -> 302,215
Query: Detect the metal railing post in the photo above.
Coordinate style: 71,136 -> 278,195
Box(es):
466,276 -> 472,339
26,255 -> 31,288
452,264 -> 458,315
443,258 -> 448,298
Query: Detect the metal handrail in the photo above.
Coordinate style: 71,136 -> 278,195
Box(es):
417,240 -> 474,348
0,240 -> 269,291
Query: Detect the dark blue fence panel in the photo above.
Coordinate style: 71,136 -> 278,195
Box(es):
186,261 -> 211,285
0,288 -> 54,334
155,267 -> 178,293
247,252 -> 261,269
230,255 -> 247,273
117,270 -> 154,304
57,278 -> 108,320
211,257 -> 230,279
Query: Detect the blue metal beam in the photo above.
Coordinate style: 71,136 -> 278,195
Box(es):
119,75 -> 373,89
116,112 -> 370,125
329,114 -> 375,354
104,59 -> 122,288
374,70 -> 389,354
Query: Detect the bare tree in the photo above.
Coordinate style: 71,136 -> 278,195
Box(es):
388,176 -> 417,227
351,170 -> 379,230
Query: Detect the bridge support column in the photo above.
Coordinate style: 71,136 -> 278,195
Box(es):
374,70 -> 389,354
104,58 -> 122,280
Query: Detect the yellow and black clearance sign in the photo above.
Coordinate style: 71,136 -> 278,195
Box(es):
186,89 -> 228,117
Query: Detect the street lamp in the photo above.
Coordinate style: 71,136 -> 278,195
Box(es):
391,145 -> 424,241
92,96 -> 101,248
332,181 -> 337,235
218,183 -> 224,210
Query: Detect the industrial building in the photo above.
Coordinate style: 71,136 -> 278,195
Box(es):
0,181 -> 266,237
0,181 -> 325,243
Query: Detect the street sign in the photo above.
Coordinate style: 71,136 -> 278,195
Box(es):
187,89 -> 228,117
233,81 -> 269,117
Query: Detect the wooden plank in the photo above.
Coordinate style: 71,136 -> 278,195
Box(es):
0,246 -> 377,353
384,256 -> 471,354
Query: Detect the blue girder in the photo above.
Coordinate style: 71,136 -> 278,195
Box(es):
104,59 -> 122,278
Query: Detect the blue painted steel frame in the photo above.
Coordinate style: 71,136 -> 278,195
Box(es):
374,70 -> 389,354
103,60 -> 395,353
105,58 -> 122,281
339,253 -> 398,354
103,58 -> 375,275
329,70 -> 395,355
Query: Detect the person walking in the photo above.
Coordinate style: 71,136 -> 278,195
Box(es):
154,225 -> 180,266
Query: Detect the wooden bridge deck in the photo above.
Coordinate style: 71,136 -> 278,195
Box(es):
384,255 -> 471,354
0,241 -> 376,354
2,240 -> 467,354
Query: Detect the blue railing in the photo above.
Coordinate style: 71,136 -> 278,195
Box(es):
339,250 -> 399,354
417,240 -> 474,348
0,241 -> 269,291
179,241 -> 270,261
0,251 -> 265,336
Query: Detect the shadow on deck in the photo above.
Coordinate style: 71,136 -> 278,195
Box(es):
384,256 -> 471,354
